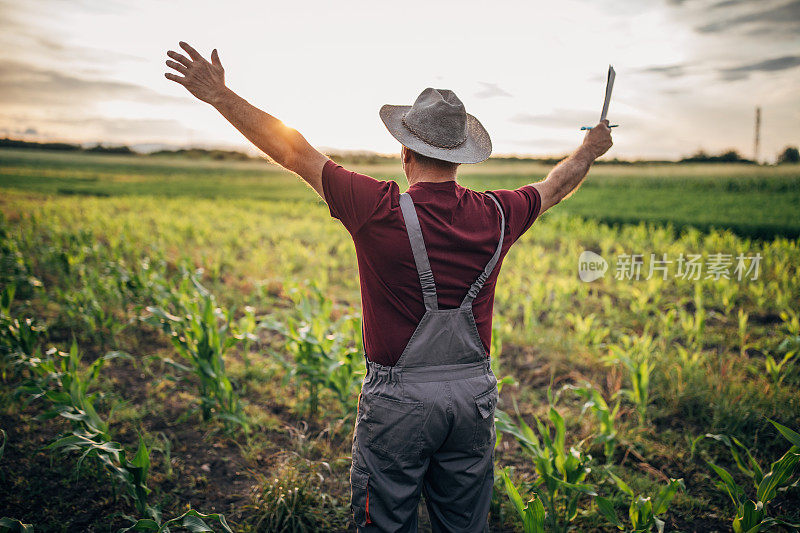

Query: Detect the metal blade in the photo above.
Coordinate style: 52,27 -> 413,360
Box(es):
599,65 -> 615,122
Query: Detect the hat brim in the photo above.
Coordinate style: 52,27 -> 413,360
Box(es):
379,104 -> 492,164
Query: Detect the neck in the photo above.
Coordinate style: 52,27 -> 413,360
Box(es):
406,168 -> 458,187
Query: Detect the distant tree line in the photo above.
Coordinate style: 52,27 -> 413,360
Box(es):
680,149 -> 753,164
149,148 -> 253,161
0,138 -> 135,154
0,138 -> 253,161
679,146 -> 799,165
2,137 -> 799,165
777,146 -> 799,164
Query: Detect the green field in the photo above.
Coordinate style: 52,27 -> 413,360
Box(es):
1,149 -> 799,532
2,148 -> 799,238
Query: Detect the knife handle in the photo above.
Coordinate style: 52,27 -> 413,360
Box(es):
580,125 -> 619,130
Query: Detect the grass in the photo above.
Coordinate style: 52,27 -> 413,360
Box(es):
1,148 -> 799,531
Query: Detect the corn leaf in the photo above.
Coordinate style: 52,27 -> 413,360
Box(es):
652,478 -> 684,515
607,470 -> 634,497
163,509 -> 232,533
522,493 -> 546,533
755,450 -> 800,503
768,419 -> 800,449
596,496 -> 623,530
500,468 -> 526,518
707,461 -> 744,506
0,517 -> 34,533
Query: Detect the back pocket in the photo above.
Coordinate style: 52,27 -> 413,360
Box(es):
364,394 -> 423,456
472,386 -> 498,451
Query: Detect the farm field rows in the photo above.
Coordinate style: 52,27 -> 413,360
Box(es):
1,149 -> 799,532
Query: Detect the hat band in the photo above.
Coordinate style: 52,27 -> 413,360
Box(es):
401,114 -> 467,149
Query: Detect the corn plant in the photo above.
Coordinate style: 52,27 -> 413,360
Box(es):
563,383 -> 620,462
261,283 -> 363,416
499,468 -> 546,533
0,284 -> 14,317
235,305 -> 259,368
737,309 -> 749,357
1,284 -> 42,366
603,333 -> 654,426
1,284 -> 41,381
16,342 -> 127,437
145,272 -> 247,432
0,518 -> 34,533
495,396 -> 597,532
120,509 -> 232,533
565,312 -> 610,348
677,285 -> 706,349
490,319 -> 516,393
597,473 -> 684,533
0,217 -> 41,301
657,308 -> 678,347
719,281 -> 739,316
781,309 -> 800,338
698,420 -> 800,532
12,339 -> 154,519
9,314 -> 230,530
41,382 -> 231,532
49,432 -> 155,519
764,350 -> 797,385
56,281 -> 128,350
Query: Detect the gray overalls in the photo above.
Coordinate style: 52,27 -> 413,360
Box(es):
350,192 -> 505,532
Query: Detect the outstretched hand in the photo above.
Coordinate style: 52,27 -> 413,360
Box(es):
582,120 -> 614,159
165,42 -> 227,105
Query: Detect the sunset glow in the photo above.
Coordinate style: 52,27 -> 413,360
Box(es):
1,0 -> 798,160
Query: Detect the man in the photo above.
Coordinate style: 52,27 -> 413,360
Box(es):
165,42 -> 612,532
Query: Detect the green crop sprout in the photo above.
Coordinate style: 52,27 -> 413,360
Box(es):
697,420 -> 800,532
563,383 -> 620,462
145,271 -> 248,433
495,394 -> 597,532
261,282 -> 363,416
597,473 -> 684,532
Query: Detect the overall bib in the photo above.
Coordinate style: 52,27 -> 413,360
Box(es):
350,192 -> 505,533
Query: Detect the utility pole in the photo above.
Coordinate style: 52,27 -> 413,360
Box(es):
753,106 -> 761,164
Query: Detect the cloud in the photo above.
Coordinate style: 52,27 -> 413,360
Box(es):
719,55 -> 800,80
0,60 -> 186,106
696,0 -> 800,34
474,82 -> 512,99
78,117 -> 196,138
709,0 -> 757,8
511,109 -> 595,128
0,115 -> 198,143
504,138 -> 574,151
637,63 -> 689,78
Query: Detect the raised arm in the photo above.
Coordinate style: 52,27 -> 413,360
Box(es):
165,42 -> 328,198
531,121 -> 613,214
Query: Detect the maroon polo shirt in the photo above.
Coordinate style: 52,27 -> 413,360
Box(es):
322,159 -> 541,366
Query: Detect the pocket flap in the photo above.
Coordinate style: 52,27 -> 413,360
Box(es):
350,464 -> 371,527
475,388 -> 497,419
351,464 -> 370,489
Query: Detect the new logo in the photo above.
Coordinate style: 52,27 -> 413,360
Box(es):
578,250 -> 608,282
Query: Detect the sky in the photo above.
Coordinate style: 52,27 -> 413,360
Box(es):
0,0 -> 798,161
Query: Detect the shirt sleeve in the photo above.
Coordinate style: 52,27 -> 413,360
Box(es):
321,159 -> 393,235
488,184 -> 542,244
